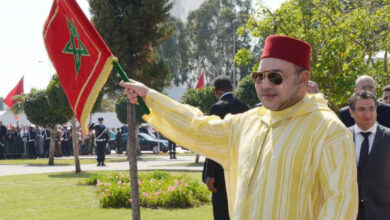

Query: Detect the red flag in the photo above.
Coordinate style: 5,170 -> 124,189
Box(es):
43,0 -> 116,132
4,76 -> 24,111
195,72 -> 205,89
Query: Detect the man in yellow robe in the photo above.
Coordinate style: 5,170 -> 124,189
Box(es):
120,35 -> 358,219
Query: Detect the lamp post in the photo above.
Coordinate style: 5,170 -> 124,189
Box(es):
232,19 -> 238,88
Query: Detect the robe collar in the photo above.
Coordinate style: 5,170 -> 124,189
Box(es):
257,93 -> 329,128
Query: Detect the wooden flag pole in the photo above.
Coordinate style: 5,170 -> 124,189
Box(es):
113,61 -> 142,220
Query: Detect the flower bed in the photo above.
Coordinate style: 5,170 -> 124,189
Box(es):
85,171 -> 210,208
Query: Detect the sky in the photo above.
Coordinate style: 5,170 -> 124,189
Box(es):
0,0 -> 286,99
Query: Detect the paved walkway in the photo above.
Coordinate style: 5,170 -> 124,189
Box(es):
0,155 -> 205,176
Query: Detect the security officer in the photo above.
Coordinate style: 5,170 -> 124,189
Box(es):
168,139 -> 177,159
91,117 -> 109,166
43,125 -> 51,157
27,126 -> 37,159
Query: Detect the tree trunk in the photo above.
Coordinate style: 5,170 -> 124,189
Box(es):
72,117 -> 81,173
195,154 -> 200,163
48,125 -> 56,166
127,101 -> 140,220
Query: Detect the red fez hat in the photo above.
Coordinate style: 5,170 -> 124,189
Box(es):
260,35 -> 311,70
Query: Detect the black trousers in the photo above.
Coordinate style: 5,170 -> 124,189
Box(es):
96,142 -> 105,163
212,189 -> 229,220
44,139 -> 50,156
28,141 -> 36,158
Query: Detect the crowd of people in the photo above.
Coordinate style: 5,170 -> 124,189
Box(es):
0,120 -> 128,159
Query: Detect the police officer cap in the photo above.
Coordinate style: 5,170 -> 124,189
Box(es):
98,117 -> 104,121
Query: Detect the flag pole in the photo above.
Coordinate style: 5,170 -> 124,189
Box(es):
113,61 -> 150,114
113,60 -> 142,220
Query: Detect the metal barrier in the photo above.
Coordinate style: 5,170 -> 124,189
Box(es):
5,136 -> 26,158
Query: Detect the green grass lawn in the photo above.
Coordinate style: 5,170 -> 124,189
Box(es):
0,171 -> 212,220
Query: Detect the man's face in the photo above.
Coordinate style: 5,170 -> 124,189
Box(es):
349,98 -> 377,131
382,91 -> 390,104
255,58 -> 308,111
355,78 -> 376,94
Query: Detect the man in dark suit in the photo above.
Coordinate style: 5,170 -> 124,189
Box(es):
339,75 -> 390,128
347,91 -> 390,220
381,85 -> 390,104
202,75 -> 249,220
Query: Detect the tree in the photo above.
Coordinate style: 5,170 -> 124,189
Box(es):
158,17 -> 191,87
239,0 -> 390,109
46,75 -> 103,171
180,0 -> 254,87
234,74 -> 258,108
89,0 -> 174,96
180,87 -> 217,113
23,89 -> 69,166
89,2 -> 174,217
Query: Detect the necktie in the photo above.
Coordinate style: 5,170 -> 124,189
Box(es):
358,132 -> 371,171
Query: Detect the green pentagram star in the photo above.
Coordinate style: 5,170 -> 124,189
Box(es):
63,17 -> 89,76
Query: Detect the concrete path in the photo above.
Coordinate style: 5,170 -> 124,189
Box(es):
0,155 -> 205,176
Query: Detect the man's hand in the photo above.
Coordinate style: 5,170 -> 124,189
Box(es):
119,80 -> 149,104
206,177 -> 217,193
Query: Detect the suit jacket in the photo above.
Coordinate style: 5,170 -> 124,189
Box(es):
202,93 -> 249,190
348,124 -> 390,220
340,102 -> 390,128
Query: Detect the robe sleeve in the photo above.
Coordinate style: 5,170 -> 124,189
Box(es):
142,89 -> 233,168
318,128 -> 358,219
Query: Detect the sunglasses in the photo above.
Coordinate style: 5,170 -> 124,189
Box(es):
251,70 -> 285,85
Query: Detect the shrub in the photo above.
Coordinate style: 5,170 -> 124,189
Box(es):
91,171 -> 210,208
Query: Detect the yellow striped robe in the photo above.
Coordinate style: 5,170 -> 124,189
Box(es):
143,90 -> 358,220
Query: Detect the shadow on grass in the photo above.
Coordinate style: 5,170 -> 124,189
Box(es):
27,164 -> 70,167
163,162 -> 204,167
48,172 -> 92,179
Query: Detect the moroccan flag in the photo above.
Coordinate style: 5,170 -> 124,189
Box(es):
4,76 -> 24,111
43,0 -> 116,132
195,72 -> 205,89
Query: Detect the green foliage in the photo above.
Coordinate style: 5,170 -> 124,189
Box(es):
23,89 -> 69,126
159,0 -> 256,88
46,75 -> 73,118
180,87 -> 217,113
234,75 -> 259,107
92,171 -> 210,208
241,0 -> 390,108
89,0 -> 174,96
115,95 -> 145,124
46,74 -> 103,117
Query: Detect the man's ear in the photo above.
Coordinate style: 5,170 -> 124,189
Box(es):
299,70 -> 309,87
349,108 -> 355,119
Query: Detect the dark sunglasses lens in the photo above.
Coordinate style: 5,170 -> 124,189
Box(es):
252,72 -> 263,81
268,72 -> 283,85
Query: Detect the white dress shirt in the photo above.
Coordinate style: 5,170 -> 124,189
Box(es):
354,122 -> 378,165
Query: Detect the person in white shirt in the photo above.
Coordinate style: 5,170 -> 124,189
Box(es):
348,90 -> 390,220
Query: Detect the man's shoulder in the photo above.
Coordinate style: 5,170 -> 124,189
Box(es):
378,102 -> 390,111
378,124 -> 390,136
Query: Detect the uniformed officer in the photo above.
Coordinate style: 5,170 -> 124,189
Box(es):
91,117 -> 109,166
168,139 -> 177,159
61,126 -> 72,156
27,126 -> 37,158
43,125 -> 51,157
